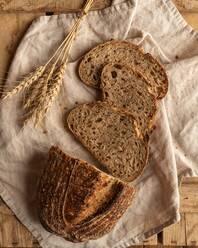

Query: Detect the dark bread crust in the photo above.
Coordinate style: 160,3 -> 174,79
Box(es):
38,147 -> 74,236
79,40 -> 168,99
38,146 -> 135,242
72,181 -> 134,241
67,101 -> 149,182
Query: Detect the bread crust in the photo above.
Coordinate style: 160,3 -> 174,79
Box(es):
100,62 -> 157,134
38,146 -> 135,242
79,40 -> 168,99
67,101 -> 149,182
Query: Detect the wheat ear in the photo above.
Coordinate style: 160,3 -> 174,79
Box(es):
1,66 -> 45,100
24,65 -> 56,109
42,63 -> 67,115
38,63 -> 67,124
2,0 -> 94,127
25,63 -> 66,126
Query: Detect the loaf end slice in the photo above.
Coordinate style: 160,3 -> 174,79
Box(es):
38,146 -> 135,242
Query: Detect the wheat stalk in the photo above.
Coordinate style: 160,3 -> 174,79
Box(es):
1,0 -> 94,127
2,66 -> 45,100
23,64 -> 56,109
25,63 -> 67,126
42,63 -> 67,115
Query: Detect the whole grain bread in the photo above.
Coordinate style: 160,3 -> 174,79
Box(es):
101,63 -> 157,134
38,146 -> 135,242
67,102 -> 149,182
79,40 -> 168,99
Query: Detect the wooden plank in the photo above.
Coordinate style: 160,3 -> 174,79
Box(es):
180,177 -> 198,213
128,245 -> 143,248
0,7 -> 197,248
154,246 -> 184,248
135,235 -> 158,245
0,12 -> 42,85
0,199 -> 40,247
185,213 -> 198,246
0,0 -> 111,13
173,0 -> 198,12
0,200 -> 36,247
1,0 -> 198,13
181,12 -> 198,30
0,198 -> 14,216
142,235 -> 158,245
163,213 -> 186,246
0,12 -> 43,248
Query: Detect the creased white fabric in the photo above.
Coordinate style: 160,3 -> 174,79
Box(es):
0,1 -> 197,247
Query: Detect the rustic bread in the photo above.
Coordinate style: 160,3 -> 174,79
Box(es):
38,146 -> 135,242
67,102 -> 149,182
101,63 -> 157,134
79,40 -> 168,99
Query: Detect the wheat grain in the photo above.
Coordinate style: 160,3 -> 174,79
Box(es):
24,65 -> 56,109
1,66 -> 45,100
24,63 -> 66,126
2,0 -> 94,127
37,63 -> 67,124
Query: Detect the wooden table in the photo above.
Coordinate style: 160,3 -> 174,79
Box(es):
0,1 -> 198,247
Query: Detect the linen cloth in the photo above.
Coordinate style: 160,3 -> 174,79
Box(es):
0,0 -> 198,247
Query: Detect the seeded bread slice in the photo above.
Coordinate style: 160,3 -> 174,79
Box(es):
101,63 -> 157,134
67,102 -> 149,182
79,40 -> 168,99
38,146 -> 135,242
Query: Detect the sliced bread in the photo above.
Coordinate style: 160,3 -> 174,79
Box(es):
101,63 -> 157,134
79,40 -> 168,99
67,102 -> 149,182
38,146 -> 135,242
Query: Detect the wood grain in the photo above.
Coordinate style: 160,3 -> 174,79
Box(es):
185,213 -> 198,246
0,2 -> 198,247
180,177 -> 198,213
0,12 -> 42,85
0,0 -> 111,12
0,0 -> 198,12
181,12 -> 198,30
173,0 -> 198,11
0,199 -> 14,216
0,12 -> 42,248
163,213 -> 186,245
142,234 -> 158,245
0,200 -> 38,247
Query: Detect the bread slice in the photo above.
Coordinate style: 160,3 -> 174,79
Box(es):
67,102 -> 149,182
101,63 -> 157,134
79,40 -> 168,99
38,146 -> 135,242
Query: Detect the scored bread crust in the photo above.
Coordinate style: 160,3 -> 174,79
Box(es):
79,40 -> 168,99
38,146 -> 135,242
101,62 -> 157,134
67,101 -> 150,182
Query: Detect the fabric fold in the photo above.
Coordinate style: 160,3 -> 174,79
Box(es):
0,0 -> 197,247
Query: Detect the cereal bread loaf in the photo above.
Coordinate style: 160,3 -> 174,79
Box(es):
38,146 -> 135,242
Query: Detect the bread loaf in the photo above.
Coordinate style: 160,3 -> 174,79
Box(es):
38,146 -> 135,242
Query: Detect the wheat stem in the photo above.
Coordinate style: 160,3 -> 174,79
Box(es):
42,63 -> 67,115
2,0 -> 94,127
1,66 -> 45,100
23,71 -> 49,109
